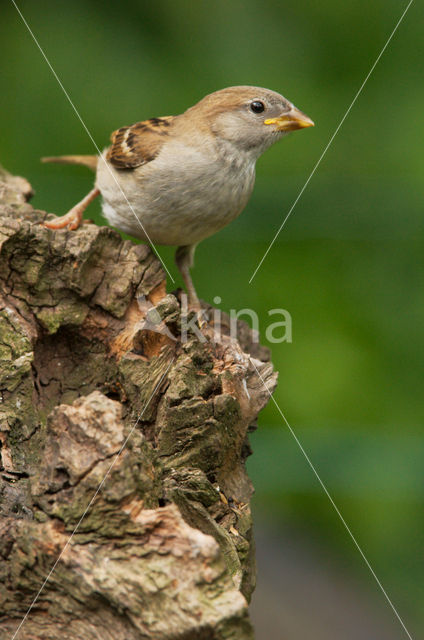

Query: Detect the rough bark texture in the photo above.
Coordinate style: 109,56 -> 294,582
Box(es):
0,167 -> 277,640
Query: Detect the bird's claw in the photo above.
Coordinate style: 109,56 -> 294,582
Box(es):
44,208 -> 83,231
196,308 -> 207,329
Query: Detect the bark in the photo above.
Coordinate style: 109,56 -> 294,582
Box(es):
0,166 -> 277,640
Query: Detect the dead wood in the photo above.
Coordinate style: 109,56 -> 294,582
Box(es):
0,166 -> 277,640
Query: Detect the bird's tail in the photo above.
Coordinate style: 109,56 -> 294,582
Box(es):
41,155 -> 98,171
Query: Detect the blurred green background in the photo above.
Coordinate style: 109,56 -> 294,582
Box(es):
1,0 -> 423,636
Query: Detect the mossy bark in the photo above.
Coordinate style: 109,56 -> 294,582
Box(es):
0,167 -> 277,640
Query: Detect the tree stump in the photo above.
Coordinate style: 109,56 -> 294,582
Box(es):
0,166 -> 277,639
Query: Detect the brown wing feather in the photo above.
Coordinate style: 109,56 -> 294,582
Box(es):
106,116 -> 174,169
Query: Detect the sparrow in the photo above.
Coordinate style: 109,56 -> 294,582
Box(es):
43,86 -> 314,307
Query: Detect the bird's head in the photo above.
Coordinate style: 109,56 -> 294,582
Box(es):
185,85 -> 314,158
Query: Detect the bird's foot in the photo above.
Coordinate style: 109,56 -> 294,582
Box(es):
185,296 -> 208,329
43,187 -> 100,231
195,306 -> 208,329
44,207 -> 83,231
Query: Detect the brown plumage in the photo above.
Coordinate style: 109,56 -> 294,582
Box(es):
41,155 -> 98,171
42,86 -> 314,308
106,117 -> 175,169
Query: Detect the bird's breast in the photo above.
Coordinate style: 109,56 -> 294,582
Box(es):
96,143 -> 256,246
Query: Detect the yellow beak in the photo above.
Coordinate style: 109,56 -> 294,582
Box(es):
264,107 -> 314,132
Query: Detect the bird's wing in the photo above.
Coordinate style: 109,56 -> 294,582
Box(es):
106,116 -> 175,169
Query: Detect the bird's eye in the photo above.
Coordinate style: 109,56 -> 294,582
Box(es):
250,100 -> 265,114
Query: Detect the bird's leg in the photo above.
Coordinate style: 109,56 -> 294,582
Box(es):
175,244 -> 201,310
44,187 -> 100,230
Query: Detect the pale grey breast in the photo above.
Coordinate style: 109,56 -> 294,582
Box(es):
96,139 -> 256,246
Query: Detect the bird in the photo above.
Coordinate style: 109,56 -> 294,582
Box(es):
42,86 -> 314,308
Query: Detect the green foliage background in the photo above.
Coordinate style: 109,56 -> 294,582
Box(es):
1,0 -> 423,634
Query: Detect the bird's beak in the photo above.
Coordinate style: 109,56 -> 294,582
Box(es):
264,107 -> 314,132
